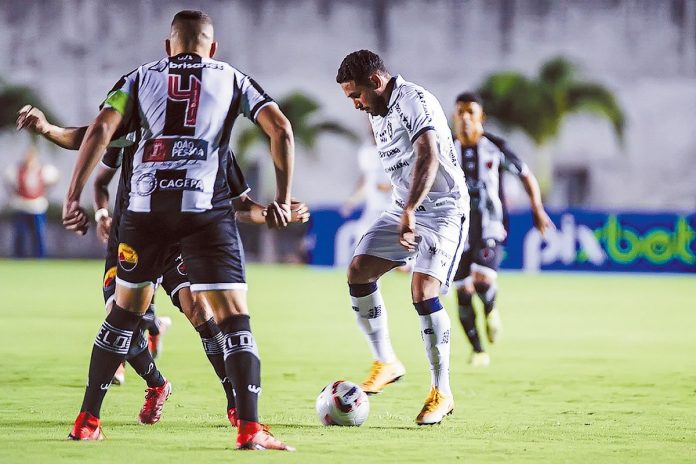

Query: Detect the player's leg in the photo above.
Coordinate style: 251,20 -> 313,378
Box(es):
348,213 -> 411,394
453,247 -> 487,361
159,254 -> 237,426
471,240 -> 504,344
142,292 -> 172,359
181,211 -> 292,451
102,264 -> 127,385
410,213 -> 467,425
69,213 -> 166,440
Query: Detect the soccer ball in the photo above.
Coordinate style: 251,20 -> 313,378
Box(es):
316,380 -> 370,426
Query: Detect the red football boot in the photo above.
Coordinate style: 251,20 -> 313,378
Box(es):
235,420 -> 295,451
227,408 -> 238,428
138,379 -> 172,424
68,411 -> 105,441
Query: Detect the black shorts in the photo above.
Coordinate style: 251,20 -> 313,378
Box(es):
103,215 -> 190,307
453,211 -> 503,284
115,208 -> 246,292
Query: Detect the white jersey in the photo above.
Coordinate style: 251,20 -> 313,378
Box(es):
368,75 -> 468,217
102,53 -> 274,213
356,143 -> 392,214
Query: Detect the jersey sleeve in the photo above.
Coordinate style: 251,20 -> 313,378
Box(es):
486,133 -> 529,177
99,147 -> 123,170
397,88 -> 435,143
238,74 -> 275,122
100,69 -> 138,123
500,146 -> 529,177
226,152 -> 250,199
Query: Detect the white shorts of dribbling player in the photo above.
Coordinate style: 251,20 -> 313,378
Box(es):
353,210 -> 468,294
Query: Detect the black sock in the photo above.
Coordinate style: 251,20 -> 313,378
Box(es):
126,328 -> 165,388
81,305 -> 142,417
141,304 -> 160,335
219,315 -> 260,423
196,318 -> 236,410
474,281 -> 497,315
457,292 -> 484,353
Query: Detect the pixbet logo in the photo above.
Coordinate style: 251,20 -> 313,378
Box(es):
523,214 -> 605,271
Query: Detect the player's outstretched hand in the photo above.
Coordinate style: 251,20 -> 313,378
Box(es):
265,201 -> 291,229
97,216 -> 112,244
62,200 -> 89,235
16,105 -> 49,135
533,208 -> 555,237
290,199 -> 310,223
399,209 -> 419,252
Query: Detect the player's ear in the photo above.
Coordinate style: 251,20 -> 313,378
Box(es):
481,111 -> 486,123
368,73 -> 381,89
165,39 -> 171,56
209,41 -> 218,58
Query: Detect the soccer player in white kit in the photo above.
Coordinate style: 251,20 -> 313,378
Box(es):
336,50 -> 469,425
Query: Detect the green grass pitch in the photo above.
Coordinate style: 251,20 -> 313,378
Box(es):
0,260 -> 694,463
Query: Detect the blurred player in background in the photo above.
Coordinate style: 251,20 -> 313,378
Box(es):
3,145 -> 58,258
451,92 -> 553,367
336,127 -> 392,266
337,50 -> 468,425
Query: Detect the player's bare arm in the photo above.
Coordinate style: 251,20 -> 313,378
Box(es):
400,130 -> 440,251
255,104 -> 295,227
520,172 -> 554,236
16,105 -> 87,150
234,195 -> 309,227
92,166 -> 116,243
63,108 -> 122,234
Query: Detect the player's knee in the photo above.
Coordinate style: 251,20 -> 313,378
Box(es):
186,299 -> 213,327
473,280 -> 491,295
411,273 -> 440,302
457,287 -> 473,307
347,256 -> 373,284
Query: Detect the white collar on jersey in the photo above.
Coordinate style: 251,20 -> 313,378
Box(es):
387,74 -> 405,109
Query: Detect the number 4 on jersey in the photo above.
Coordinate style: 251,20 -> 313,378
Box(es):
168,74 -> 201,128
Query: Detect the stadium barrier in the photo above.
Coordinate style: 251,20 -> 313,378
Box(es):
305,208 -> 696,273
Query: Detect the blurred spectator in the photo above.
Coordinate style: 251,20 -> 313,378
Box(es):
335,136 -> 393,266
3,145 -> 58,257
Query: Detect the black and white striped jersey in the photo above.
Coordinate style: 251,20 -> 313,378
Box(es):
101,52 -> 273,213
98,145 -> 250,219
455,133 -> 529,241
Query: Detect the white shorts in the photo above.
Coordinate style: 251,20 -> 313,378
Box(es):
353,211 -> 468,294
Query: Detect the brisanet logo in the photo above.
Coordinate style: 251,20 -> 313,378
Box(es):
523,214 -> 696,271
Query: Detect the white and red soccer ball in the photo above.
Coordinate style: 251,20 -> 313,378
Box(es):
316,380 -> 370,426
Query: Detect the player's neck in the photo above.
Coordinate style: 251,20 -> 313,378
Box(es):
377,76 -> 396,117
457,131 -> 482,147
170,46 -> 209,58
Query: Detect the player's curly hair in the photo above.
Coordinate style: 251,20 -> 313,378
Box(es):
455,92 -> 484,106
336,50 -> 388,86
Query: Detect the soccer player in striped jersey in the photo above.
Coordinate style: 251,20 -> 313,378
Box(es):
50,10 -> 297,450
16,106 -> 308,427
451,92 -> 553,366
336,50 -> 469,425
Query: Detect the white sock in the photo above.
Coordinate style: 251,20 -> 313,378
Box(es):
419,310 -> 452,396
351,289 -> 397,363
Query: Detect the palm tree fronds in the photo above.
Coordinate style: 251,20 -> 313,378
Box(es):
566,83 -> 625,144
